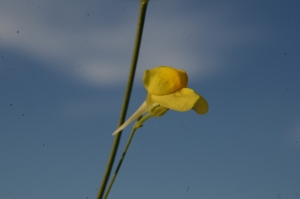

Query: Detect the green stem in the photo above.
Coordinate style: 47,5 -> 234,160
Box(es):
103,113 -> 153,199
96,1 -> 149,199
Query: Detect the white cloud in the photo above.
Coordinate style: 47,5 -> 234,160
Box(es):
0,0 -> 264,87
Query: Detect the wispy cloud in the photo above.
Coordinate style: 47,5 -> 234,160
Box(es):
0,0 -> 265,87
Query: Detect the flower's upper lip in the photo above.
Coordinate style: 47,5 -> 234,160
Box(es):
143,66 -> 188,96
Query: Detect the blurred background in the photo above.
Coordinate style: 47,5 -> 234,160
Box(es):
1,0 -> 300,198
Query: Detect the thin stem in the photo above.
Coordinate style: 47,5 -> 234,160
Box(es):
103,127 -> 137,199
96,0 -> 149,198
103,113 -> 153,199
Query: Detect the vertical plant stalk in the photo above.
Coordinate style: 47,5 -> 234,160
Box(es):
97,0 -> 149,198
102,127 -> 138,199
103,106 -> 159,199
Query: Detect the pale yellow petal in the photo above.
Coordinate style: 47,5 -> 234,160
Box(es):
143,66 -> 188,96
112,101 -> 148,135
192,94 -> 209,114
149,88 -> 200,112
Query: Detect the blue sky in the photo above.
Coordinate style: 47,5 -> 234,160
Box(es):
1,0 -> 300,199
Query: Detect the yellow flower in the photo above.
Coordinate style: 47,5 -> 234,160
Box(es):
112,66 -> 208,135
144,66 -> 208,116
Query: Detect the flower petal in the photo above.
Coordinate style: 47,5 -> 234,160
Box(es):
149,88 -> 200,112
192,94 -> 209,114
143,66 -> 188,96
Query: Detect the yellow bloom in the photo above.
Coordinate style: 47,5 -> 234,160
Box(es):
144,66 -> 208,116
112,66 -> 208,135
